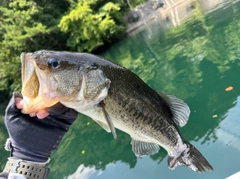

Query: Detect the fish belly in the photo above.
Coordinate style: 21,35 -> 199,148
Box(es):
78,103 -> 183,157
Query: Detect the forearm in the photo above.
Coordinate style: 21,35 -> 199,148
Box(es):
3,93 -> 78,179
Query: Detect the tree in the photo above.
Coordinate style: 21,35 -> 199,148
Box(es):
0,0 -> 143,100
58,0 -> 125,52
0,0 -> 70,100
0,0 -> 50,97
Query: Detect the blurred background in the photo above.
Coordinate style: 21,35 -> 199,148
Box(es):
0,0 -> 240,178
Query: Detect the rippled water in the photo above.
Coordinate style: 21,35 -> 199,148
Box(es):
1,0 -> 240,178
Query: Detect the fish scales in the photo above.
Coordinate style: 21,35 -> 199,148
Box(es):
100,66 -> 183,147
20,51 -> 213,172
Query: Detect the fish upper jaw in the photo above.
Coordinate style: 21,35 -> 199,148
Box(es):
20,52 -> 58,114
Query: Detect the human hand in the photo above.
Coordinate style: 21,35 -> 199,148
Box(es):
15,97 -> 49,119
4,92 -> 78,163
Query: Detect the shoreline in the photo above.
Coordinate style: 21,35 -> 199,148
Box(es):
124,0 -> 238,34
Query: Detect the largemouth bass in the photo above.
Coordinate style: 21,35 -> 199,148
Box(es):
20,50 -> 213,172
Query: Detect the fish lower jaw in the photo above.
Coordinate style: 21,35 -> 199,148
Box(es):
21,96 -> 58,114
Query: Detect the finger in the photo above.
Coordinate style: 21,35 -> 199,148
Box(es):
36,109 -> 49,119
15,98 -> 23,109
29,112 -> 37,117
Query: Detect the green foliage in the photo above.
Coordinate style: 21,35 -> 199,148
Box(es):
58,0 -> 125,52
0,0 -> 50,95
127,0 -> 146,9
0,0 -> 73,99
0,0 -> 140,100
0,0 -> 71,99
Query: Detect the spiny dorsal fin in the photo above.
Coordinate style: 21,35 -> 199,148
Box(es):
131,138 -> 160,157
158,92 -> 190,127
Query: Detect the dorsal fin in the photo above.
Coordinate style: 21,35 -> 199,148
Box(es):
158,92 -> 190,127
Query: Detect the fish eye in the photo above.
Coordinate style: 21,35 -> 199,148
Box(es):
48,58 -> 60,69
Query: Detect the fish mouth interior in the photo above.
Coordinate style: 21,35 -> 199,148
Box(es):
20,52 -> 58,114
21,52 -> 40,99
21,52 -> 42,113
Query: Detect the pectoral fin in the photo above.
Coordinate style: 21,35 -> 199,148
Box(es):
158,92 -> 190,127
131,137 -> 159,157
94,120 -> 111,133
99,102 -> 117,140
93,118 -> 117,139
79,103 -> 117,139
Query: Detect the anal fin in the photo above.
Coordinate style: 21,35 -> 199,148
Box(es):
131,138 -> 160,157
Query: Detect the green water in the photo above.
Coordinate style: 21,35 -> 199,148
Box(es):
1,1 -> 240,179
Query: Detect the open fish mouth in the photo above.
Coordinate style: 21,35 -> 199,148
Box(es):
20,52 -> 58,114
21,52 -> 39,99
18,50 -> 213,172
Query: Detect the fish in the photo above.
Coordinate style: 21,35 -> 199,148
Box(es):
20,50 -> 213,172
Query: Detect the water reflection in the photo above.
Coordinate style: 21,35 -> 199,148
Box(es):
58,1 -> 240,178
128,0 -> 239,35
217,96 -> 240,150
1,1 -> 240,179
48,1 -> 240,178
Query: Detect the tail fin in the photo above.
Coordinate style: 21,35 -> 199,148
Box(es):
168,142 -> 213,172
